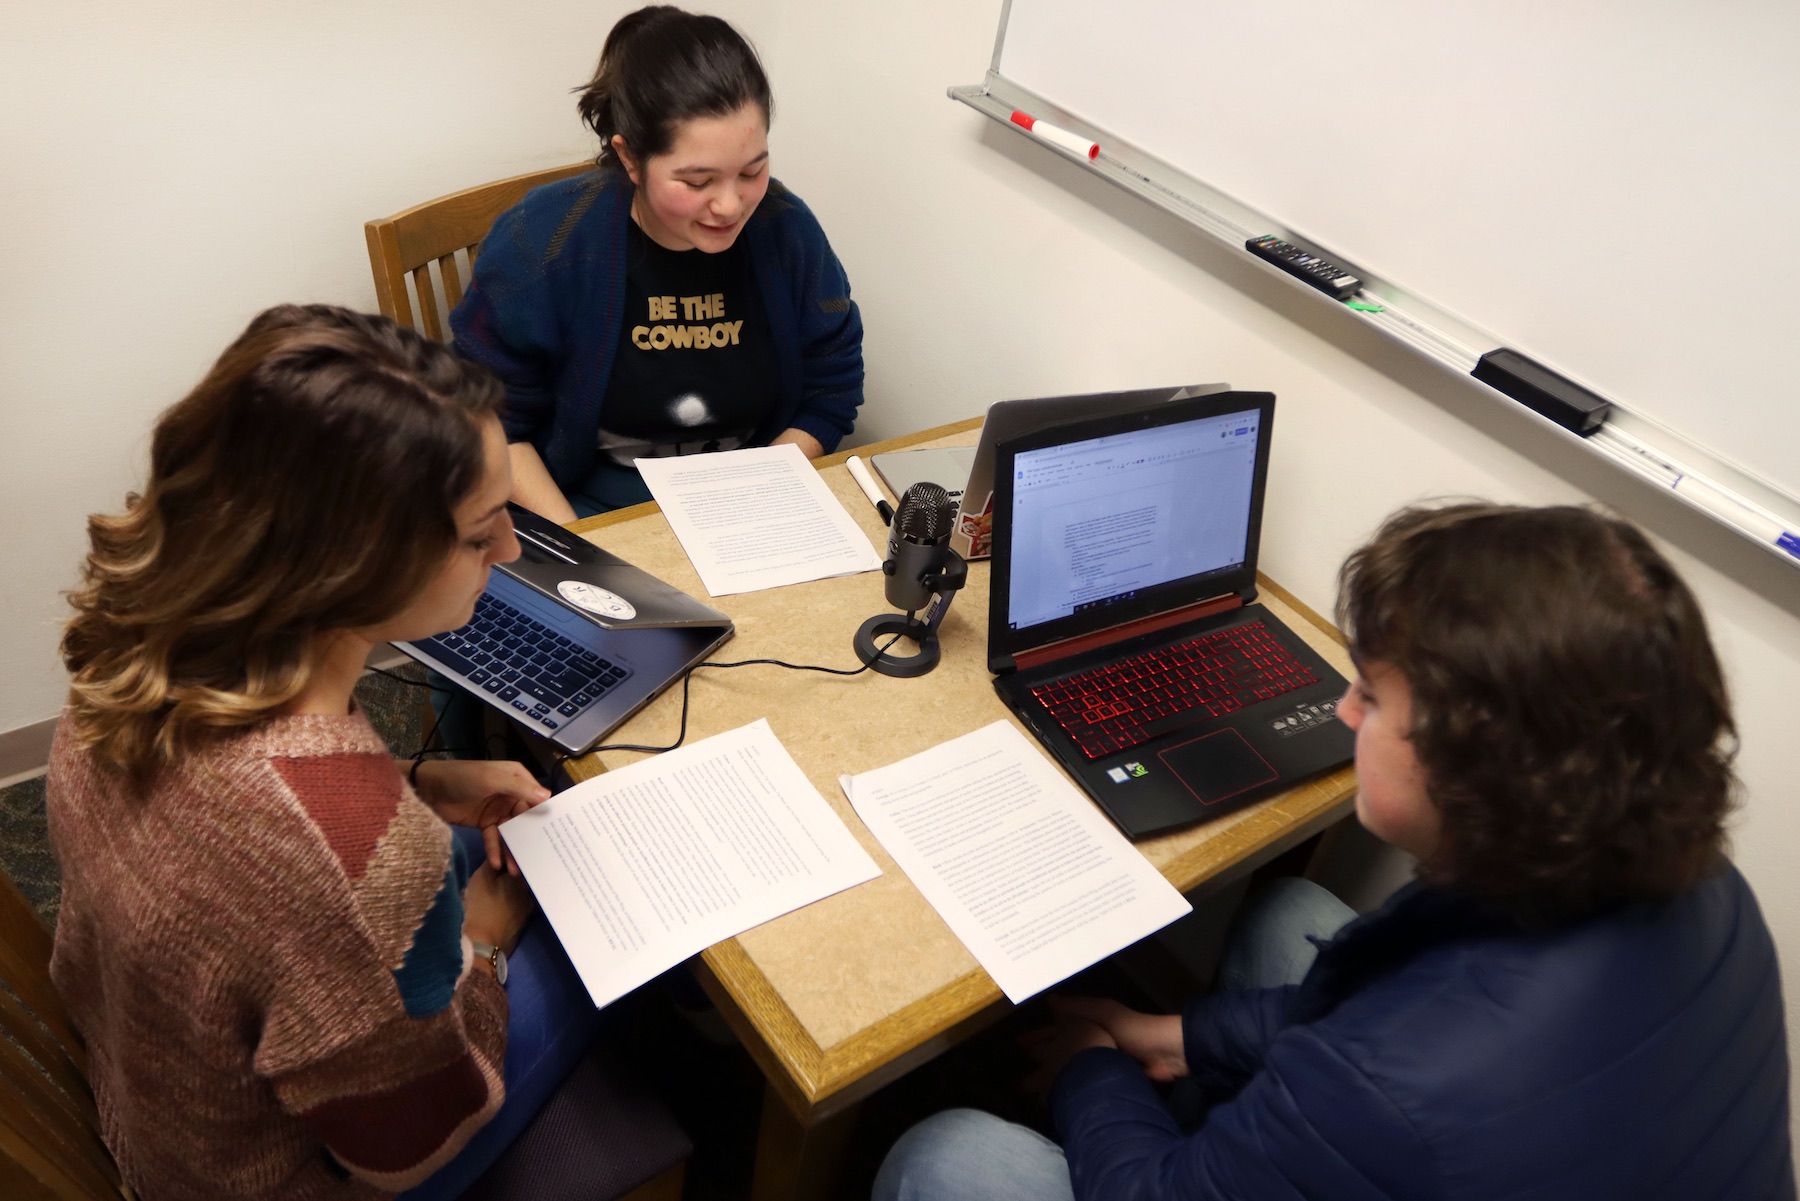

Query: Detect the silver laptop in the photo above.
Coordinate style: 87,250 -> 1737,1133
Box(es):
397,504 -> 734,755
871,384 -> 1227,559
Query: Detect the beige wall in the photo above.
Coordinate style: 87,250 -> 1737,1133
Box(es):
5,0 -> 1796,1140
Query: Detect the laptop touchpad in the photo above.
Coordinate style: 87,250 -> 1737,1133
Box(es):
1159,730 -> 1279,806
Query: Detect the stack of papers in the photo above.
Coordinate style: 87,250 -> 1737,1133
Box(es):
843,721 -> 1190,1003
502,720 -> 880,1008
636,445 -> 883,596
505,716 -> 1190,1012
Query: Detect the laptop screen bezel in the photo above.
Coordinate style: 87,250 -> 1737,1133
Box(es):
986,390 -> 1276,674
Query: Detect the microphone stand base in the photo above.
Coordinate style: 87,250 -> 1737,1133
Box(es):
853,614 -> 941,678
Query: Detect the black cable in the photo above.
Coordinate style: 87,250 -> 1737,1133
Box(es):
389,628 -> 916,774
554,631 -> 910,766
407,685 -> 469,766
366,663 -> 455,692
561,667 -> 701,762
360,663 -> 490,766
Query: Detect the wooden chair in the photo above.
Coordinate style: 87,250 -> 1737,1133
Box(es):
365,162 -> 592,339
3,857 -> 684,1201
0,868 -> 129,1200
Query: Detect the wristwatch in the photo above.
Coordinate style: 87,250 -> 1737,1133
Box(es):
470,939 -> 508,986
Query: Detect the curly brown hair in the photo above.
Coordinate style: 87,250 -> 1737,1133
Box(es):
1336,502 -> 1736,922
61,304 -> 504,784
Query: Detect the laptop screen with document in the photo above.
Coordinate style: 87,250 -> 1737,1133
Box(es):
1006,407 -> 1264,631
988,391 -> 1274,673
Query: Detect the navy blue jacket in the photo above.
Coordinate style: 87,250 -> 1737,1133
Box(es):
1054,866 -> 1793,1199
450,170 -> 863,487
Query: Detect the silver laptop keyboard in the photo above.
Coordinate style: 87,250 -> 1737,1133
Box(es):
419,592 -> 631,735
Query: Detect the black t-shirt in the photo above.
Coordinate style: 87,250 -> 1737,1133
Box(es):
599,221 -> 779,465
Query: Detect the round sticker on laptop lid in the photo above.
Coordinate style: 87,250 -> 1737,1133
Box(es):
556,580 -> 636,622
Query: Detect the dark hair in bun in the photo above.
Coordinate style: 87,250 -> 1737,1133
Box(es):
575,6 -> 772,170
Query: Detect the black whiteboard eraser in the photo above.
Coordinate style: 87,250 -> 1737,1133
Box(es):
1472,349 -> 1612,436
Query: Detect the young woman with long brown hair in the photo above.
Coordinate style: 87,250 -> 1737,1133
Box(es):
48,304 -> 605,1200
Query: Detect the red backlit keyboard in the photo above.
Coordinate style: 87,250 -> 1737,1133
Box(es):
1028,621 -> 1317,760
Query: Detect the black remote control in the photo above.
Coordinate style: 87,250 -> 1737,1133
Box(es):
1245,235 -> 1361,301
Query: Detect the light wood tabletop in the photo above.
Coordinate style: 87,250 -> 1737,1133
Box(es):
562,420 -> 1358,1200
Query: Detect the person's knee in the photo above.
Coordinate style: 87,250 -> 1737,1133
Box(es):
873,1109 -> 1069,1201
1220,876 -> 1356,990
1240,877 -> 1352,944
874,1109 -> 991,1201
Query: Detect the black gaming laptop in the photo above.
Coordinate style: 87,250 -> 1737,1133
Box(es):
988,391 -> 1353,839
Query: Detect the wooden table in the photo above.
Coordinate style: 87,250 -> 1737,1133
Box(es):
563,420 -> 1358,1200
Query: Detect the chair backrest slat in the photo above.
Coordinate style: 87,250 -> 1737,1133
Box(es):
437,251 -> 466,314
0,876 -> 81,1068
0,1034 -> 119,1196
364,162 -> 591,340
1,869 -> 127,1199
410,264 -> 444,341
364,222 -> 416,331
0,981 -> 87,1101
0,858 -> 53,968
0,1112 -> 121,1201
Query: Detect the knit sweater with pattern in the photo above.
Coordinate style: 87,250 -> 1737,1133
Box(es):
46,710 -> 508,1200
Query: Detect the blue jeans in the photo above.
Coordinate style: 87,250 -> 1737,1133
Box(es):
399,828 -> 606,1201
870,877 -> 1356,1201
1212,876 -> 1355,992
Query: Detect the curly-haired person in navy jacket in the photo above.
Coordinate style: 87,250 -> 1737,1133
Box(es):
876,502 -> 1794,1201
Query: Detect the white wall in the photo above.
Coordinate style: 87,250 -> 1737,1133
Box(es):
5,0 -> 1796,1142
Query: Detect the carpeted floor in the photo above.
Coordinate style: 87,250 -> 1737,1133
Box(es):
0,773 -> 55,925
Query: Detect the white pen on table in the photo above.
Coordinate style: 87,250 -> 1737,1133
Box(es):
844,455 -> 894,524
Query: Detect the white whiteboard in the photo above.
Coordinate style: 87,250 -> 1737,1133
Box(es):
995,0 -> 1800,501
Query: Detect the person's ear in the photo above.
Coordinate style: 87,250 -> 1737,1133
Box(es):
611,135 -> 642,186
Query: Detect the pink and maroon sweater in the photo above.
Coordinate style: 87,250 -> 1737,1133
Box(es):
46,710 -> 508,1200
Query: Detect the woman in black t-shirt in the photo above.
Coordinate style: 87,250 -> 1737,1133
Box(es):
452,5 -> 865,521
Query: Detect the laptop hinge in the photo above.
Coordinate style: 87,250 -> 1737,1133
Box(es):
1011,592 -> 1248,673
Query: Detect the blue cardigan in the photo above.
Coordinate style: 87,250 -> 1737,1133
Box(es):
450,170 -> 864,487
1054,865 -> 1794,1200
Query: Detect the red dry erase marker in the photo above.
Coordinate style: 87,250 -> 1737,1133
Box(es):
1009,110 -> 1099,160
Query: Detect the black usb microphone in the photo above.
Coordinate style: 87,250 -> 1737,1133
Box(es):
855,482 -> 968,677
883,483 -> 956,612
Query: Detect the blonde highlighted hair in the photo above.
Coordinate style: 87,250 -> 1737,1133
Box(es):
61,304 -> 504,783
